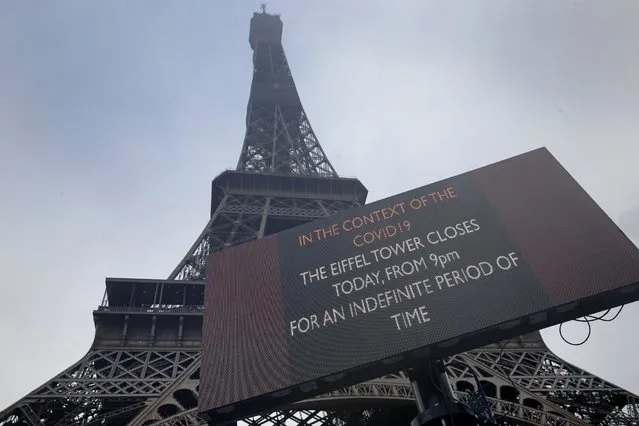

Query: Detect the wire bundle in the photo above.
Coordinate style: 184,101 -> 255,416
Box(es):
559,305 -> 625,346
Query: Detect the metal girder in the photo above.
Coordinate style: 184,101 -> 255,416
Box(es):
7,336 -> 633,426
168,191 -> 363,282
0,350 -> 197,426
237,35 -> 337,177
12,350 -> 198,400
127,359 -> 201,426
461,348 -> 619,392
17,406 -> 37,426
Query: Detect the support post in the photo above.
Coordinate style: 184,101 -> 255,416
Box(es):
408,360 -> 478,426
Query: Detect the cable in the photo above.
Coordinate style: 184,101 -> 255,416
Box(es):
445,340 -> 520,424
575,308 -> 611,322
559,305 -> 624,346
559,320 -> 591,346
447,339 -> 521,422
492,338 -> 521,422
576,305 -> 624,322
428,361 -> 457,426
444,360 -> 496,424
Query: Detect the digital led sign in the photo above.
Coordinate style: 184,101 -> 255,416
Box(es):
199,148 -> 639,424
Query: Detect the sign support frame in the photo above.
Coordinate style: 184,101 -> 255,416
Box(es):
407,360 -> 483,426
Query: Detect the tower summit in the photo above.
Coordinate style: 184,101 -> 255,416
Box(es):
239,9 -> 337,177
1,9 -> 638,426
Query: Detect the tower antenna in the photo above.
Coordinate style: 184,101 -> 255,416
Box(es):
260,3 -> 267,13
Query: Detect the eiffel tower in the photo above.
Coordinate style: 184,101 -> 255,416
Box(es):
2,8 -> 638,426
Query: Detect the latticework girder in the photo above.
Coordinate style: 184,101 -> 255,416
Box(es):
2,303 -> 638,424
238,103 -> 336,177
236,13 -> 336,177
4,339 -> 636,426
168,191 -> 361,282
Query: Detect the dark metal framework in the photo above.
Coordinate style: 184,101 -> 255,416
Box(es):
237,11 -> 336,177
1,8 -> 638,426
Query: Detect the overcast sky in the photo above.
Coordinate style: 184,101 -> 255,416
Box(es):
1,0 -> 639,412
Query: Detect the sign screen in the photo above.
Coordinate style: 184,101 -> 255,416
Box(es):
199,148 -> 639,423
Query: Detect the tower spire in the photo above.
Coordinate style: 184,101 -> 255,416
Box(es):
237,11 -> 338,177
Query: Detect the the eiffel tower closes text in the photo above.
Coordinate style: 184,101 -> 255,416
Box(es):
1,9 -> 638,426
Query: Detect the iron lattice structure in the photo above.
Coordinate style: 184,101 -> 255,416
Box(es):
1,9 -> 638,426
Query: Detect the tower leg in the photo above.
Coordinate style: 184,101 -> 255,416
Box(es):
408,360 -> 479,426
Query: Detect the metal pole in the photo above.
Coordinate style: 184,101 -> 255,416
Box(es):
407,360 -> 478,426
